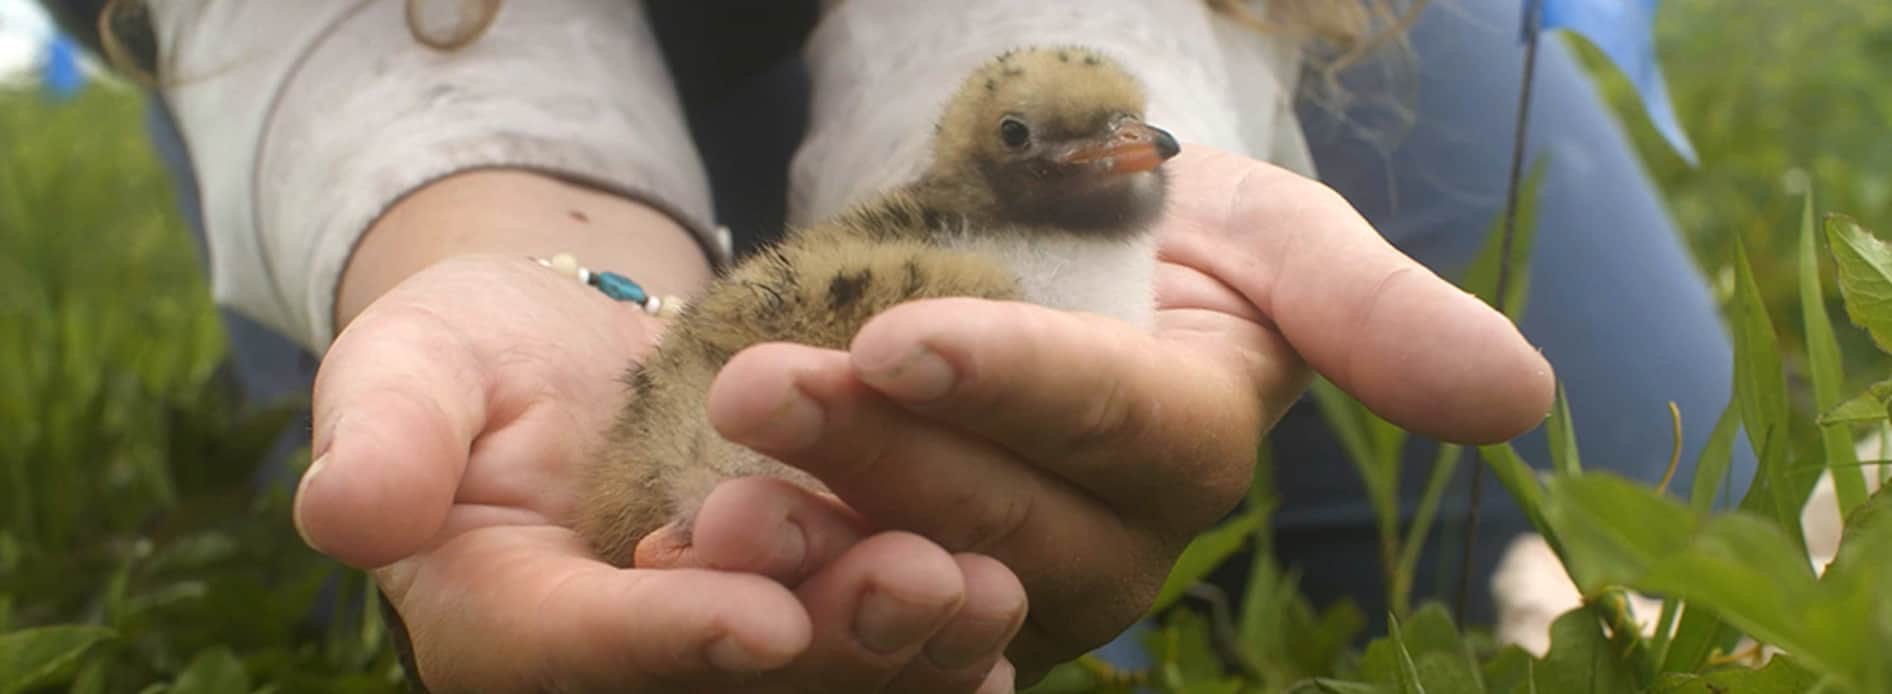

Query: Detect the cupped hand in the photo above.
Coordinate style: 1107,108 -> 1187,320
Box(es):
296,255 -> 1022,692
676,144 -> 1557,682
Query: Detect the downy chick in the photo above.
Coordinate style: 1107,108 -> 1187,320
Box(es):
575,45 -> 1182,566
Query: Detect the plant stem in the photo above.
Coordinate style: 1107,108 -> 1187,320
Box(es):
1394,443 -> 1462,618
1459,0 -> 1544,626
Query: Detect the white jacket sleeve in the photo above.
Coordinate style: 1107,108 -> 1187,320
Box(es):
789,0 -> 1315,226
150,0 -> 721,353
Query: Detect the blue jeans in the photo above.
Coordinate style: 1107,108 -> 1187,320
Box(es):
146,0 -> 1750,662
1096,0 -> 1753,664
1270,0 -> 1751,624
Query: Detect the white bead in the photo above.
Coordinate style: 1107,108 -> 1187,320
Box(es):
549,253 -> 580,279
656,296 -> 685,319
405,0 -> 502,51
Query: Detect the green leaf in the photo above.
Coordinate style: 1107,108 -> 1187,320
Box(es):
1531,609 -> 1640,694
1819,379 -> 1892,426
1239,550 -> 1365,684
1393,444 -> 1461,617
0,625 -> 114,693
1295,680 -> 1393,694
1649,595 -> 1682,670
1650,655 -> 1822,693
1019,661 -> 1104,694
1145,609 -> 1226,689
1801,195 -> 1871,515
1359,605 -> 1482,694
1544,475 -> 1815,631
1542,474 -> 1884,690
1480,646 -> 1535,694
1149,508 -> 1260,616
169,647 -> 249,694
1730,239 -> 1811,549
1660,604 -> 1739,675
1545,384 -> 1581,476
1810,486 -> 1892,692
1309,379 -> 1405,566
1382,613 -> 1427,694
68,657 -> 106,694
1477,444 -> 1549,541
1175,679 -> 1246,694
1825,213 -> 1892,353
121,581 -> 208,619
144,532 -> 240,575
1460,157 -> 1550,320
1688,400 -> 1742,514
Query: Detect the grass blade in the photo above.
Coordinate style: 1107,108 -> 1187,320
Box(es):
1393,444 -> 1461,617
1149,509 -> 1262,616
1729,239 -> 1816,551
1545,383 -> 1581,476
1688,401 -> 1742,513
1799,194 -> 1869,514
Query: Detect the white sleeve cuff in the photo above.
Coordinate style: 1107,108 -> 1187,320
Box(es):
152,0 -> 719,353
789,0 -> 1315,226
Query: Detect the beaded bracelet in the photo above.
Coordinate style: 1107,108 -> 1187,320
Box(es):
532,253 -> 685,318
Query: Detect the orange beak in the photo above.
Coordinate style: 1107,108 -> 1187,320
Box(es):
1058,120 -> 1182,174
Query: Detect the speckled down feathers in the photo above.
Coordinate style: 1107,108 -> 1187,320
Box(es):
572,46 -> 1166,566
573,200 -> 1020,565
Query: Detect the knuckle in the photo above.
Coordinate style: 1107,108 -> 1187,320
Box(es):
939,484 -> 1036,555
1060,350 -> 1145,455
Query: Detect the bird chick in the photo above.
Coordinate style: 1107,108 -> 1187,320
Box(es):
574,45 -> 1182,566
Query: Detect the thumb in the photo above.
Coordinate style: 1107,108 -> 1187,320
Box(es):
298,303 -> 488,569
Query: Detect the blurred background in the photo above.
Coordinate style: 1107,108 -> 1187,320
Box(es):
0,0 -> 1887,690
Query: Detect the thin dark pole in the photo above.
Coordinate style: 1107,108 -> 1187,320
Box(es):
1456,0 -> 1544,626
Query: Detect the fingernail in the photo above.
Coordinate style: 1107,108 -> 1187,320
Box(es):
292,453 -> 329,553
771,519 -> 808,577
854,589 -> 948,655
856,345 -> 956,402
923,615 -> 1017,670
706,635 -> 771,673
978,659 -> 1017,694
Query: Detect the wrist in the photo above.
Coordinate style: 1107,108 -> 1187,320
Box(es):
334,169 -> 715,331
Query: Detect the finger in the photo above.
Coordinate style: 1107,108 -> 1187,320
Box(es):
886,554 -> 1028,694
847,298 -> 1266,532
978,659 -> 1018,694
382,523 -> 811,692
1162,147 -> 1555,443
707,342 -> 1165,662
301,300 -> 490,568
706,343 -> 1130,558
778,531 -> 968,691
636,476 -> 872,586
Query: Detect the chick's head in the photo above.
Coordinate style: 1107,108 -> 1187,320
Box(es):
927,46 -> 1181,238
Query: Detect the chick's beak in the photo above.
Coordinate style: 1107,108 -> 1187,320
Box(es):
1058,119 -> 1182,174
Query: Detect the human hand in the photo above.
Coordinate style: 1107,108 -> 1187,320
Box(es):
297,255 -> 1022,692
666,144 -> 1556,683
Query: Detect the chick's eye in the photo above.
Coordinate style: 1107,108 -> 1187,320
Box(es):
999,118 -> 1031,149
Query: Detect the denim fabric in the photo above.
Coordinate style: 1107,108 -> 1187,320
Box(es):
1261,0 -> 1752,632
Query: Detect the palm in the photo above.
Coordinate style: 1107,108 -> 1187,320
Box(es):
297,145 -> 1552,692
305,256 -> 1020,692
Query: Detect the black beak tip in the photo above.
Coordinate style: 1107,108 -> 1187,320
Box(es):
1152,126 -> 1181,161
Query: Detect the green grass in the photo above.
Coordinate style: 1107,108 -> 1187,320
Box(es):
1577,0 -> 1892,393
3,2 -> 1891,690
0,88 -> 400,692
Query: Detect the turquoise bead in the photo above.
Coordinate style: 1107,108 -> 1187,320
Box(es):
591,271 -> 649,304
